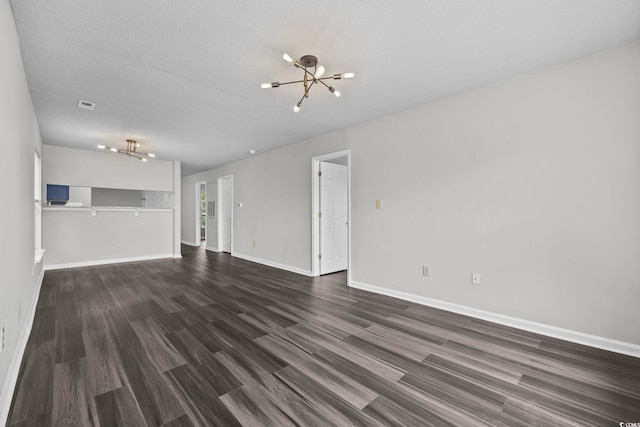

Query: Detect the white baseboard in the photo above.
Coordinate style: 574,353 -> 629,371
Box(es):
206,246 -> 220,252
0,267 -> 45,426
349,280 -> 640,359
44,254 -> 175,271
232,252 -> 313,277
172,254 -> 183,259
181,240 -> 198,247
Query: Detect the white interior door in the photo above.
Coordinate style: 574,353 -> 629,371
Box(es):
320,162 -> 348,274
220,177 -> 232,253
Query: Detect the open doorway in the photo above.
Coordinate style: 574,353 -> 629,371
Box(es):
217,175 -> 233,254
312,150 -> 351,284
195,181 -> 207,247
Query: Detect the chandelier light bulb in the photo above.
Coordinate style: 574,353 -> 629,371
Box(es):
141,158 -> 147,162
293,103 -> 301,112
334,90 -> 341,98
343,72 -> 355,79
148,153 -> 155,158
260,83 -> 271,89
97,145 -> 106,149
110,148 -> 118,152
282,53 -> 293,63
315,66 -> 325,78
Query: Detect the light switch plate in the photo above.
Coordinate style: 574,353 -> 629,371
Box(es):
375,199 -> 382,209
422,265 -> 430,276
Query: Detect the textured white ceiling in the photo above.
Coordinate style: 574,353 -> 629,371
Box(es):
10,0 -> 640,175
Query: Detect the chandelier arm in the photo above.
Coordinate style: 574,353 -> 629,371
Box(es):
125,152 -> 144,160
300,67 -> 319,80
317,75 -> 341,81
271,73 -> 347,87
277,80 -> 306,86
305,78 -> 318,98
296,93 -> 306,107
316,78 -> 333,90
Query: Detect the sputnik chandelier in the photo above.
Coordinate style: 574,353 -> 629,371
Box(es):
97,139 -> 156,162
261,53 -> 354,112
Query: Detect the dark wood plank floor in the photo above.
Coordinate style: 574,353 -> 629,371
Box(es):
8,245 -> 640,426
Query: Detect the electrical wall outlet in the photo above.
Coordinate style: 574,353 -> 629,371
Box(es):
375,199 -> 382,209
253,241 -> 257,247
422,265 -> 430,277
472,273 -> 481,285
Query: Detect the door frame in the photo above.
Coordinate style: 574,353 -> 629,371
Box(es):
195,180 -> 207,245
217,175 -> 234,254
311,150 -> 351,283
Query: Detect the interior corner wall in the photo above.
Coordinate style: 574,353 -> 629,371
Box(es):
181,43 -> 640,346
0,1 -> 44,423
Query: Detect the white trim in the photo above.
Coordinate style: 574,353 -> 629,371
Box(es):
232,252 -> 313,277
311,150 -> 352,283
44,254 -> 175,271
173,160 -> 182,258
348,280 -> 640,359
217,175 -> 233,254
172,254 -> 183,259
0,267 -> 45,426
34,248 -> 45,265
206,246 -> 220,252
181,240 -> 199,246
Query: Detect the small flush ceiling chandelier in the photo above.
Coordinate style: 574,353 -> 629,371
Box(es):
261,53 -> 354,112
97,139 -> 156,162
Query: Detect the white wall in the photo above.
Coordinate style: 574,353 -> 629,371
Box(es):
43,144 -> 174,191
43,209 -> 174,267
68,186 -> 91,206
181,180 -> 196,245
91,188 -> 143,207
43,145 -> 182,264
182,43 -> 640,347
0,2 -> 45,423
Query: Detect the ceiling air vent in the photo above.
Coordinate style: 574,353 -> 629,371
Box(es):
77,99 -> 96,111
